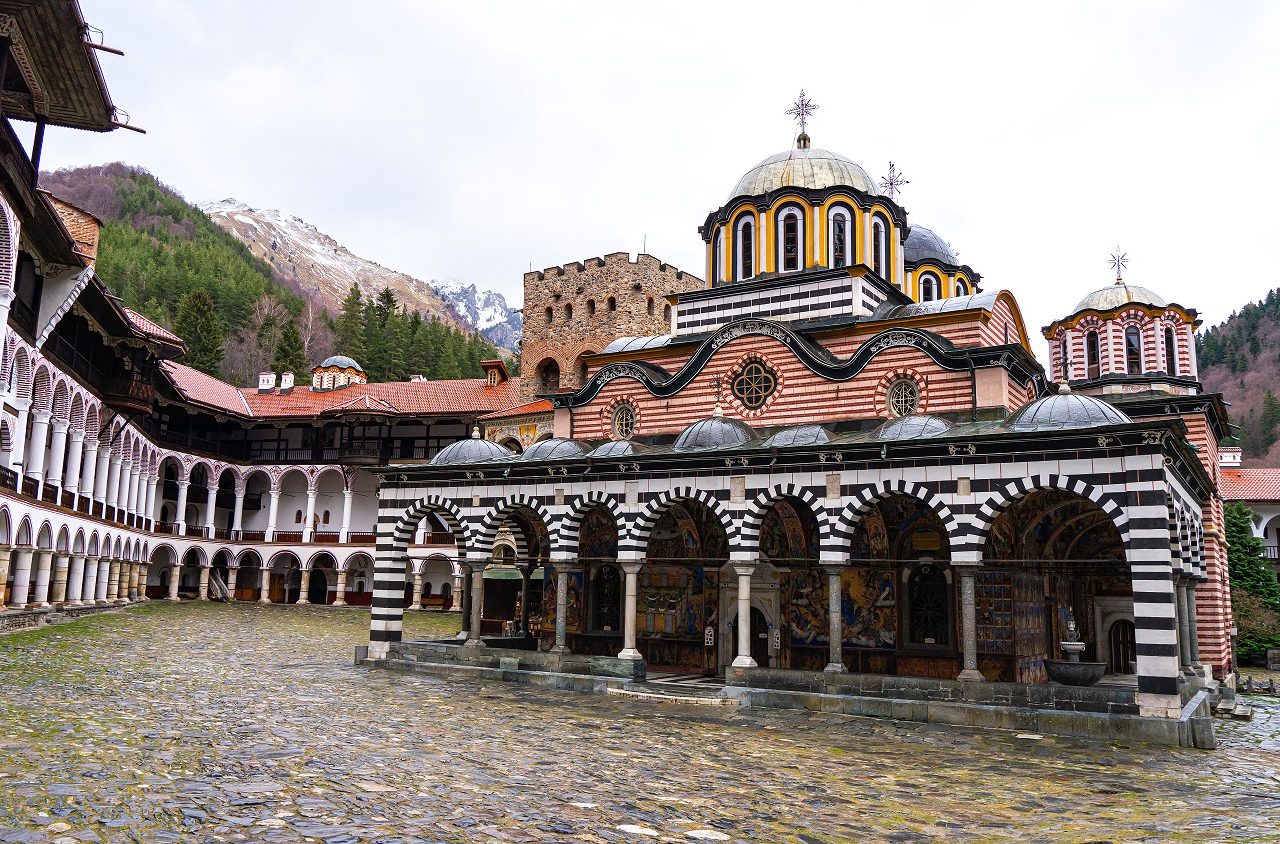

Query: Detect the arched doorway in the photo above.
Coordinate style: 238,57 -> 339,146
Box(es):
1108,619 -> 1137,674
481,508 -> 549,637
731,606 -> 769,666
308,568 -> 328,605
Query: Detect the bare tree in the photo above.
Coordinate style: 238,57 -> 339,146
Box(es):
298,298 -> 334,364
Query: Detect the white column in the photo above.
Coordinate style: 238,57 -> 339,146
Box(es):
7,547 -> 32,607
80,439 -> 99,502
63,429 -> 84,496
302,487 -> 317,542
225,567 -> 238,601
618,561 -> 643,660
8,400 -> 29,473
167,563 -> 181,601
231,487 -> 246,534
205,483 -> 219,537
128,468 -> 143,517
31,549 -> 53,608
265,490 -> 280,541
410,569 -> 423,611
197,566 -> 210,602
339,490 -> 353,541
174,481 -> 189,532
82,556 -> 100,604
91,445 -> 111,503
143,478 -> 158,527
65,554 -> 85,605
103,454 -> 121,508
731,563 -> 757,668
45,419 -> 68,490
25,410 -> 51,484
113,460 -> 131,513
258,566 -> 271,604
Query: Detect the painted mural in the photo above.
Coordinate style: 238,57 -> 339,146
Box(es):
542,568 -> 584,634
637,564 -> 717,638
784,566 -> 896,649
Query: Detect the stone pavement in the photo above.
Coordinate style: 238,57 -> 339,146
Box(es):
1,604 -> 1278,843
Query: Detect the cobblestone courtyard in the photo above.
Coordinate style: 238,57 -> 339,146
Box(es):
1,605 -> 1278,843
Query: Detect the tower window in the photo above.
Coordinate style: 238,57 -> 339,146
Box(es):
713,228 -> 725,286
1060,338 -> 1069,381
872,219 -> 886,278
587,299 -> 596,316
736,217 -> 754,281
832,212 -> 848,268
663,304 -> 671,322
647,297 -> 654,316
565,303 -> 573,321
1165,326 -> 1177,376
545,307 -> 554,324
1086,331 -> 1101,379
1125,325 -> 1143,375
782,213 -> 799,272
607,296 -> 617,312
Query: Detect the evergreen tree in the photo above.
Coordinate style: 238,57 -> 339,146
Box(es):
335,283 -> 367,363
174,288 -> 225,375
271,319 -> 309,376
1225,502 -> 1280,662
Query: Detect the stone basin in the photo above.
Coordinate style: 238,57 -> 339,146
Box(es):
1044,659 -> 1107,686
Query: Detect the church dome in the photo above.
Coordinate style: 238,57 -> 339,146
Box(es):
519,437 -> 589,461
730,146 -> 878,200
673,414 -> 756,451
904,226 -> 958,265
431,430 -> 514,465
876,414 -> 953,440
317,354 -> 365,372
1004,388 -> 1132,432
1074,282 -> 1167,313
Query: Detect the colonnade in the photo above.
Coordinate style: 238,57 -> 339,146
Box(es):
0,546 -> 147,609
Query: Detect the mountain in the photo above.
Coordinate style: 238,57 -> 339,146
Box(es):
1198,288 -> 1280,465
201,200 -> 521,351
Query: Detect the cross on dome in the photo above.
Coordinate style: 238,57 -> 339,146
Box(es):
1109,246 -> 1129,282
880,162 -> 909,202
785,89 -> 819,136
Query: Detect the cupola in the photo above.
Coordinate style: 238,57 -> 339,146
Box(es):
311,355 -> 368,392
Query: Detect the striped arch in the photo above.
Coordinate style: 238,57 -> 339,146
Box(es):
739,483 -> 832,560
963,474 -> 1130,558
622,486 -> 738,561
50,379 -> 69,420
474,494 -> 555,559
68,393 -> 85,432
31,365 -> 52,412
13,348 -> 30,402
833,480 -> 964,556
387,495 -> 471,559
555,491 -> 624,560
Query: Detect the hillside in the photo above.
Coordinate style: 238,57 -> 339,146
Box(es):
1198,288 -> 1280,464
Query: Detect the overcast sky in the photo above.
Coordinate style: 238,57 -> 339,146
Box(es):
39,1 -> 1280,357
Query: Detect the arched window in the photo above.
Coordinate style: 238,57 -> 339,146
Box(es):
735,216 -> 754,281
322,510 -> 330,524
779,209 -> 801,272
294,510 -> 303,524
1125,325 -> 1142,375
955,279 -> 968,296
544,307 -> 553,324
713,228 -> 725,285
663,304 -> 671,322
1059,338 -> 1069,381
919,273 -> 939,302
1165,326 -> 1178,376
907,562 -> 951,647
1086,330 -> 1101,379
537,358 -> 560,393
587,298 -> 596,316
872,218 -> 886,278
607,296 -> 616,311
646,297 -> 654,316
564,303 -> 573,321
830,211 -> 849,268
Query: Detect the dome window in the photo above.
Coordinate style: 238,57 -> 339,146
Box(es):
735,216 -> 755,281
1086,331 -> 1101,379
830,211 -> 849,268
780,210 -> 802,272
731,361 -> 777,410
887,378 -> 920,418
713,228 -> 725,286
955,279 -> 969,296
872,218 -> 887,278
1165,326 -> 1178,376
920,273 -> 939,302
611,402 -> 637,439
1125,325 -> 1143,375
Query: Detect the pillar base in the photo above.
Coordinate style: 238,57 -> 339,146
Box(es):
166,596 -> 181,603
63,600 -> 81,608
463,638 -> 486,649
258,598 -> 271,604
823,662 -> 847,674
617,648 -> 643,661
332,600 -> 346,607
549,644 -> 570,655
731,655 -> 758,669
297,599 -> 310,605
957,668 -> 986,682
367,641 -> 389,660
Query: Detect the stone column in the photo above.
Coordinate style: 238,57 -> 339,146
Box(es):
25,409 -> 51,486
302,488 -> 317,542
32,549 -> 53,608
174,480 -> 189,533
517,563 -> 534,636
1175,580 -> 1194,675
1188,582 -> 1204,671
458,567 -> 472,640
6,547 -> 32,608
8,401 -> 28,474
143,478 -> 158,529
333,569 -> 347,607
823,564 -> 846,673
618,561 -> 643,661
339,490 -> 353,542
167,563 -> 181,601
550,564 -> 572,654
103,454 -> 121,509
225,568 -> 239,601
65,554 -> 86,606
258,566 -> 271,604
50,554 -> 70,605
955,564 -> 984,681
45,419 -> 68,492
465,563 -> 486,647
205,482 -> 219,537
231,487 -> 245,536
731,563 -> 757,668
84,556 -> 102,603
79,439 -> 99,505
450,572 -> 464,612
297,568 -> 312,604
63,429 -> 84,497
91,445 -> 111,504
197,565 -> 210,602
265,490 -> 280,541
409,569 -> 423,610
105,559 -> 119,602
129,562 -> 141,601
0,545 -> 12,606
129,470 -> 144,519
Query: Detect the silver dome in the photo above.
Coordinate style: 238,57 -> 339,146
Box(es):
673,415 -> 756,451
763,425 -> 833,448
318,354 -> 364,371
731,147 -> 878,200
1074,282 -> 1167,313
904,225 -> 959,266
430,435 -> 514,465
519,437 -> 589,461
1005,390 -> 1132,432
876,414 -> 953,440
586,440 -> 651,459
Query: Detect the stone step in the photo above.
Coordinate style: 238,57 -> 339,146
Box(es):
606,686 -> 740,707
1230,703 -> 1254,721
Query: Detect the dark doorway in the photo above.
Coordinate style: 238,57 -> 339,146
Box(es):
1108,619 -> 1136,674
308,569 -> 328,605
734,607 -> 770,667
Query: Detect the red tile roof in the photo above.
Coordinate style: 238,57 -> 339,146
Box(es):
46,194 -> 101,262
1219,468 -> 1280,502
161,361 -> 523,420
124,308 -> 184,346
479,399 -> 553,421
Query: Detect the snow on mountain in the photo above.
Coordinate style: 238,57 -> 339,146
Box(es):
199,199 -> 522,351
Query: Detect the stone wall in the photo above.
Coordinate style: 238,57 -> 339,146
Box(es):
519,252 -> 703,402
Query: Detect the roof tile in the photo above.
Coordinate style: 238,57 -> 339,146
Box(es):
1219,468 -> 1280,502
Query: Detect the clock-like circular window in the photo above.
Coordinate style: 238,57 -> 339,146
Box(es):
611,402 -> 636,439
731,361 -> 777,410
887,378 -> 920,417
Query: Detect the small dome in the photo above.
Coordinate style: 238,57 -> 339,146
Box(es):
763,425 -> 833,448
730,147 -> 878,200
431,431 -> 514,465
673,415 -> 756,451
586,440 -> 652,459
1005,390 -> 1132,432
876,414 -> 953,440
519,437 -> 589,461
904,225 -> 959,266
317,354 -> 365,372
1074,282 -> 1167,313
